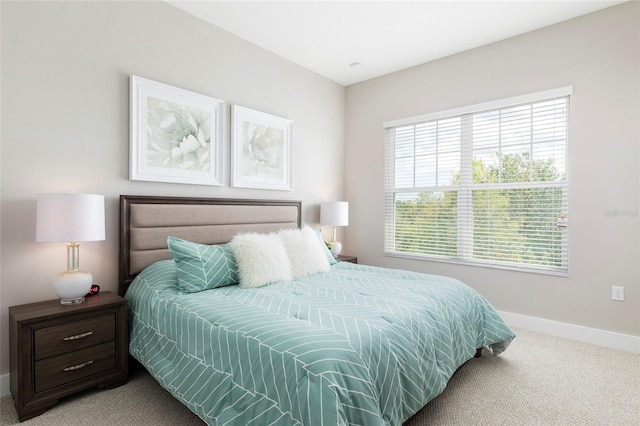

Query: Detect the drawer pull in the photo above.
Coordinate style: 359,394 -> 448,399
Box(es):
63,331 -> 93,341
63,360 -> 93,372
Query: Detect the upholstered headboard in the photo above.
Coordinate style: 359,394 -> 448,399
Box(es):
118,195 -> 301,296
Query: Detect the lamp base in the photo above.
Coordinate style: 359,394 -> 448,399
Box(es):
329,241 -> 343,257
53,270 -> 93,305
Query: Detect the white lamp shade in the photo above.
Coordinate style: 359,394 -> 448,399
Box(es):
36,193 -> 105,242
320,201 -> 349,226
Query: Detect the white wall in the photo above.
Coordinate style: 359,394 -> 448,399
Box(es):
0,1 -> 345,377
345,2 -> 639,337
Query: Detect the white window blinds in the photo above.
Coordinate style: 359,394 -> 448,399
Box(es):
384,87 -> 571,274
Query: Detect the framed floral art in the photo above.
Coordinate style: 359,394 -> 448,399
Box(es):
129,75 -> 224,185
231,105 -> 293,190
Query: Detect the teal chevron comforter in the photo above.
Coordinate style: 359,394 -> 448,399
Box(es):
126,260 -> 514,426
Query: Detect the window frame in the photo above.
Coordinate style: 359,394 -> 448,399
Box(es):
383,87 -> 572,276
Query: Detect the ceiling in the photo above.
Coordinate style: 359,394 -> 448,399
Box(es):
167,0 -> 625,86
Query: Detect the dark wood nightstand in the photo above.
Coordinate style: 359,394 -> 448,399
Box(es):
336,255 -> 358,264
9,291 -> 128,421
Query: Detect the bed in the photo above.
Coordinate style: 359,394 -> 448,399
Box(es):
119,195 -> 515,426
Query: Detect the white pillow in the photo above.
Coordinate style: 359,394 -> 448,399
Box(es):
230,232 -> 292,288
278,226 -> 330,278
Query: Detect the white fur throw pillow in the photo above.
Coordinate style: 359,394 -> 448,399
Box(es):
278,226 -> 330,278
230,232 -> 293,288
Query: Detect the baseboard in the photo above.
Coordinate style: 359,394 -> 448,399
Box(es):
499,310 -> 640,354
1,372 -> 9,398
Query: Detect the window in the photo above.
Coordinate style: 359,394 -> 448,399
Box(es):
384,87 -> 571,275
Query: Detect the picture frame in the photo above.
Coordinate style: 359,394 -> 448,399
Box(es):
231,105 -> 293,190
130,75 -> 224,186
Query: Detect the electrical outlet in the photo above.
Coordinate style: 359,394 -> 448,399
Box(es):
611,286 -> 624,301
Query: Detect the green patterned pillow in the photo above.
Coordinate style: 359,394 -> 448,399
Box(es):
167,236 -> 239,293
315,228 -> 338,265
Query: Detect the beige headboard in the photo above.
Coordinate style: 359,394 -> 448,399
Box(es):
119,195 -> 301,296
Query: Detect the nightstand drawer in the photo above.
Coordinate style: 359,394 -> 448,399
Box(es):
34,313 -> 115,360
34,342 -> 116,393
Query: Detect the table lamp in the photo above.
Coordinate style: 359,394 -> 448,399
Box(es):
320,201 -> 349,256
36,193 -> 105,305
